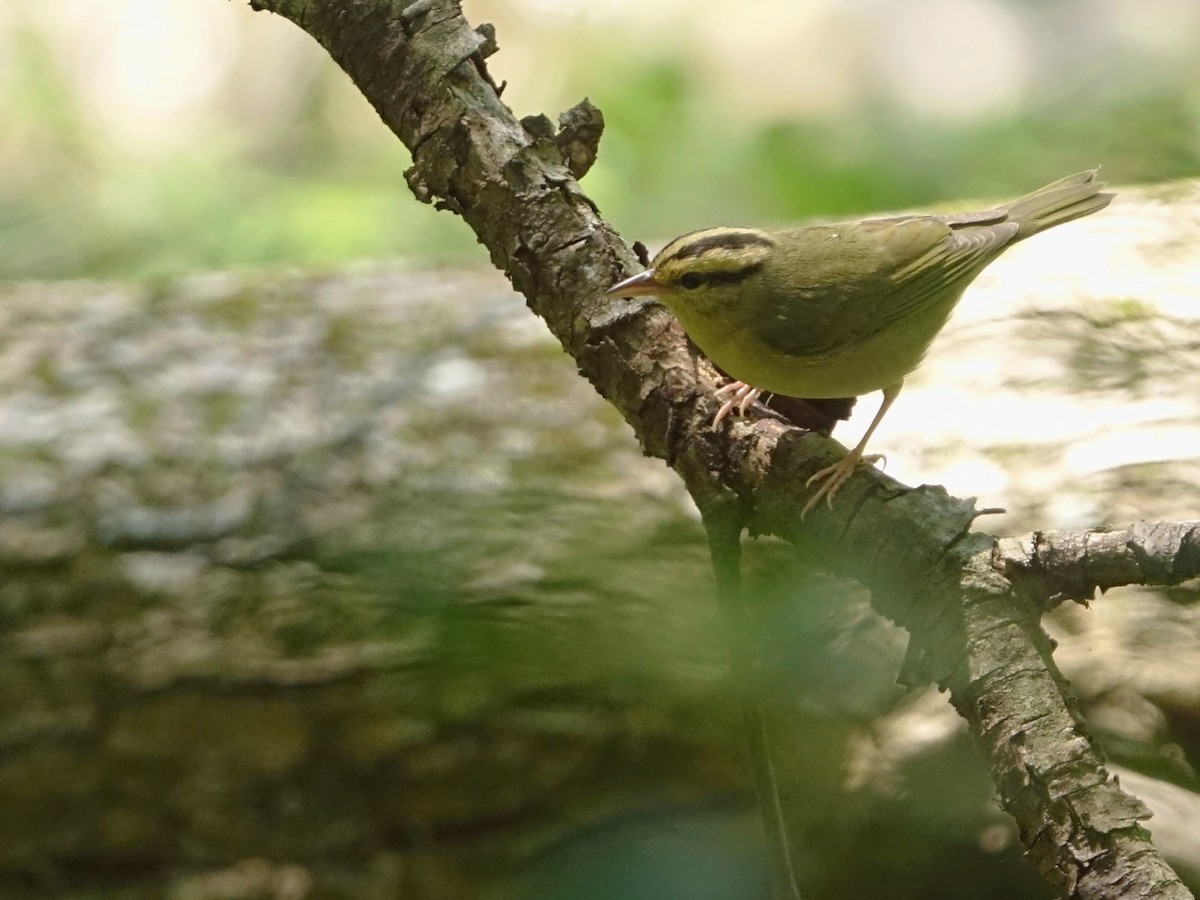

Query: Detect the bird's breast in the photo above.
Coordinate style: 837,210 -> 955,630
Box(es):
677,298 -> 951,399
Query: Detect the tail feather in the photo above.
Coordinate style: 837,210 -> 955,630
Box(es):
1005,169 -> 1114,239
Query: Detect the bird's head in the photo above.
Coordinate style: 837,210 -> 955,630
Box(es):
606,227 -> 776,315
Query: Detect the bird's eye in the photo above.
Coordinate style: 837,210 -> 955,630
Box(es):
679,273 -> 703,290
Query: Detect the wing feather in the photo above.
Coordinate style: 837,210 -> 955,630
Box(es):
756,216 -> 1019,359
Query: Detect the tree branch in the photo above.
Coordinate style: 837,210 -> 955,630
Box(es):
997,521 -> 1200,608
243,2 -> 1195,897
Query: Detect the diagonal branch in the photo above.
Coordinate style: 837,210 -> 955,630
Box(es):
243,2 -> 1194,897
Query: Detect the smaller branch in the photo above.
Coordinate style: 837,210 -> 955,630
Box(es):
996,521 -> 1200,610
703,506 -> 802,900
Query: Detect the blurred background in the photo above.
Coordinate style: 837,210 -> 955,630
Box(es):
1,3 -> 1199,899
2,0 -> 1199,281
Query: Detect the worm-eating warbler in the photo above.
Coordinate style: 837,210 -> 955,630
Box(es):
607,170 -> 1114,515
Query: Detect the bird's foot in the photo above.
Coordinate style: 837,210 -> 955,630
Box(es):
801,451 -> 885,518
712,381 -> 762,428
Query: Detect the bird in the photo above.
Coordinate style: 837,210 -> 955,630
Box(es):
607,170 -> 1114,516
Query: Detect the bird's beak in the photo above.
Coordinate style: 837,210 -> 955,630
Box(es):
606,269 -> 661,298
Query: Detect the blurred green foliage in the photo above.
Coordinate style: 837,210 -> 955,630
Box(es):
1,0 -> 1198,281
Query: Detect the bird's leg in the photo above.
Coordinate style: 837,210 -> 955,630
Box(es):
801,382 -> 902,518
712,381 -> 762,428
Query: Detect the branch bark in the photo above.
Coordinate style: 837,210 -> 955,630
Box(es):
243,2 -> 1196,897
998,522 -> 1200,608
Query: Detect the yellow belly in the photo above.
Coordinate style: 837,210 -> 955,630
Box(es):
715,330 -> 919,396
680,298 -> 960,398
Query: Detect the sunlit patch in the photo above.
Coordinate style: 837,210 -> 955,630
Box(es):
87,0 -> 233,150
872,0 -> 1030,122
1100,0 -> 1200,57
491,0 -> 633,24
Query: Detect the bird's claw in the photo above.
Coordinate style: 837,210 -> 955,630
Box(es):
711,381 -> 762,428
801,452 -> 885,518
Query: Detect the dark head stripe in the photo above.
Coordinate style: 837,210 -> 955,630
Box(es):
667,230 -> 776,261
